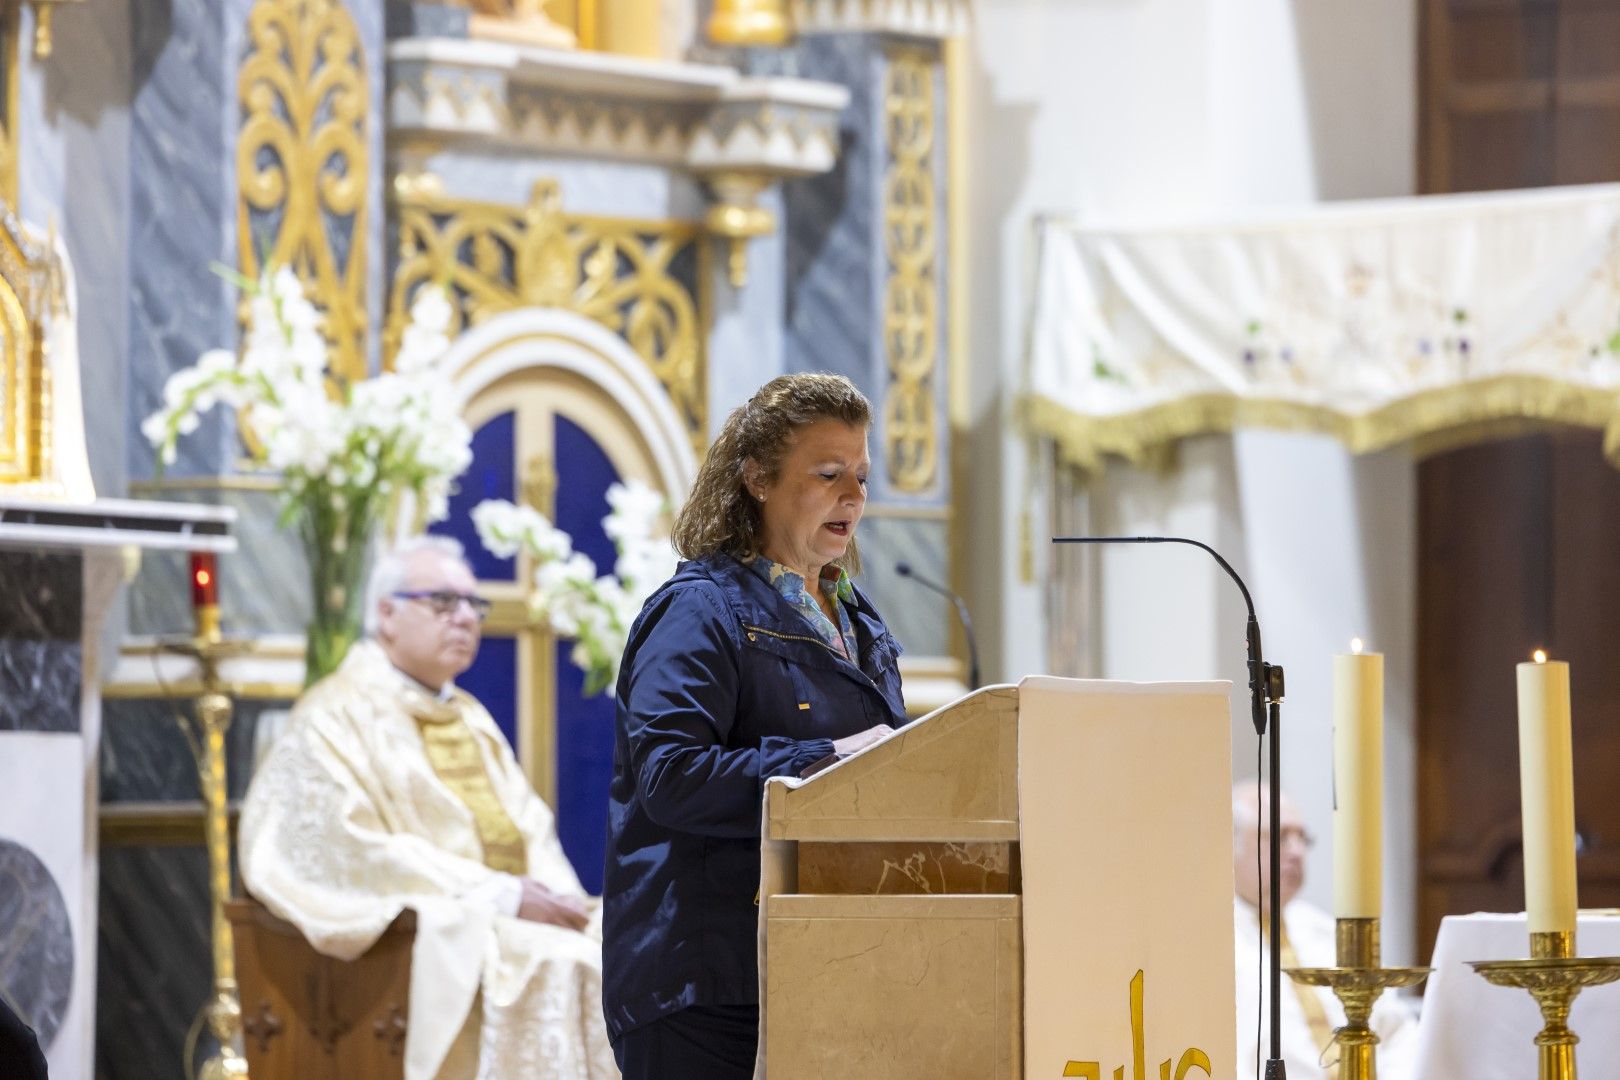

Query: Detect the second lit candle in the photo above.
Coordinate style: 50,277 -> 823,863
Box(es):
1333,640 -> 1383,920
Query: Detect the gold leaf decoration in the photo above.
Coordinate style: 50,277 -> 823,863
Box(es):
237,0 -> 370,381
387,179 -> 707,450
882,47 -> 939,493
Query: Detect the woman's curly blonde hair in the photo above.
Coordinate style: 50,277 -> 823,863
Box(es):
673,373 -> 872,574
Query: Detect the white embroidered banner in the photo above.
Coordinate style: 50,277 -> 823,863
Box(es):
1028,184 -> 1620,468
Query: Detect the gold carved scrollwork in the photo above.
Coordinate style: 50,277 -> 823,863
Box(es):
0,211 -> 58,489
237,0 -> 370,381
882,48 -> 939,493
387,178 -> 707,450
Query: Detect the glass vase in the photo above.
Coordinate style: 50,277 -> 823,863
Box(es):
300,489 -> 375,687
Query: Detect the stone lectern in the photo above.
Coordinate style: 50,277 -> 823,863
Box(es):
758,677 -> 1238,1080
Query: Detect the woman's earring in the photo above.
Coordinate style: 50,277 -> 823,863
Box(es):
757,493 -> 766,502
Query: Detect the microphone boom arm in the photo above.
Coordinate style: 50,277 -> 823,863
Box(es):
1051,535 -> 1287,1079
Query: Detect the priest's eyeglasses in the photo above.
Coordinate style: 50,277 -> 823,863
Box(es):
393,589 -> 493,622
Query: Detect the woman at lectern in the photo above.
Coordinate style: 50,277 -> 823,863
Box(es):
602,373 -> 909,1079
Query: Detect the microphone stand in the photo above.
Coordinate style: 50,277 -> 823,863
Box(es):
1052,535 -> 1287,1079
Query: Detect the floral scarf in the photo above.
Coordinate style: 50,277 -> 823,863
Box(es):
744,555 -> 859,661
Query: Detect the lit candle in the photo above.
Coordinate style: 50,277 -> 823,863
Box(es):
189,551 -> 218,609
1516,650 -> 1578,935
190,551 -> 220,642
1333,638 -> 1383,918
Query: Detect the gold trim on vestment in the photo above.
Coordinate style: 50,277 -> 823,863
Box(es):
411,693 -> 530,876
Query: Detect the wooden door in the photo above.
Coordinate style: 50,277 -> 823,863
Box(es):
1422,0 -> 1620,194
1417,0 -> 1620,960
1416,430 -> 1620,958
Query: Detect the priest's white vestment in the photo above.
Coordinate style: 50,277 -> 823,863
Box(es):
239,641 -> 617,1080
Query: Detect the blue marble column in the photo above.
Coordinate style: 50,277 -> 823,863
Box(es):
746,35 -> 956,673
125,0 -> 243,483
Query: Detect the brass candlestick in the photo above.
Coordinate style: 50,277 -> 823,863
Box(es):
1469,930 -> 1620,1080
1286,917 -> 1430,1080
165,610 -> 255,1080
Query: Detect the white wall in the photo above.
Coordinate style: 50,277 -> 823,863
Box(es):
963,0 -> 1422,959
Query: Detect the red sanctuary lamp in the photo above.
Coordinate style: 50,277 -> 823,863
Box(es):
190,551 -> 221,643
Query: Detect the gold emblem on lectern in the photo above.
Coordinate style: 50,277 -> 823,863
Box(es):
1062,970 -> 1213,1080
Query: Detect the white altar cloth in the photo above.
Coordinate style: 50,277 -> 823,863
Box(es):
1411,911 -> 1620,1079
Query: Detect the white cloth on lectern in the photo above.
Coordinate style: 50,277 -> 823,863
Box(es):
1234,898 -> 1419,1080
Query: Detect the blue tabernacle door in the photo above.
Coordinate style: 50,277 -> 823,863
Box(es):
433,411 -> 520,749
551,414 -> 620,895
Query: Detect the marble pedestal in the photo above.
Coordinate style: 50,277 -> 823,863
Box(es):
0,497 -> 232,1079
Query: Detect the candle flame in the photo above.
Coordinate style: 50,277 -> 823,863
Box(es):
1350,637 -> 1364,655
1533,649 -> 1548,664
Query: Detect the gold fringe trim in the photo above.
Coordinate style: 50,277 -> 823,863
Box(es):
1023,375 -> 1620,473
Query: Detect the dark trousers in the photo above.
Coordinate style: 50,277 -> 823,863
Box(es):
612,1003 -> 758,1080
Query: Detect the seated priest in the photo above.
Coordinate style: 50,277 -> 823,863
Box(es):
239,536 -> 618,1080
1232,780 -> 1418,1080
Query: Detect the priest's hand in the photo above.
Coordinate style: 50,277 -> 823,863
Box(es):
518,879 -> 590,931
832,724 -> 894,758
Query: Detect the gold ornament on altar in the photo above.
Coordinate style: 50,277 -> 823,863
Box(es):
1286,918 -> 1430,1080
237,0 -> 370,383
702,171 -> 774,289
1470,932 -> 1620,1080
387,175 -> 707,452
164,555 -> 253,1080
0,205 -> 90,499
882,47 -> 940,493
13,0 -> 83,58
463,0 -> 578,48
0,7 -> 94,500
706,0 -> 790,46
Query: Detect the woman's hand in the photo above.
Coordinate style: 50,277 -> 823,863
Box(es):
832,724 -> 894,758
518,879 -> 590,931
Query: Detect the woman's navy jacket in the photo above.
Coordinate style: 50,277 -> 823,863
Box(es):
601,552 -> 907,1042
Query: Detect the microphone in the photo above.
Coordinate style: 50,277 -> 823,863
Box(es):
894,561 -> 981,690
1051,535 -> 1287,1079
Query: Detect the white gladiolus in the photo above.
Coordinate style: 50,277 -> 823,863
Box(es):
471,478 -> 678,697
142,271 -> 471,559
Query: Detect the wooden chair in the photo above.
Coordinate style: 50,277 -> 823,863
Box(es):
226,898 -> 415,1080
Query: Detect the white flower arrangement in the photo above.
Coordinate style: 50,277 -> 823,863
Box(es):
142,267 -> 471,523
473,480 -> 678,696
142,267 -> 473,682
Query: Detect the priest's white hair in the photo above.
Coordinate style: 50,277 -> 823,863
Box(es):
1232,779 -> 1303,854
363,534 -> 467,637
